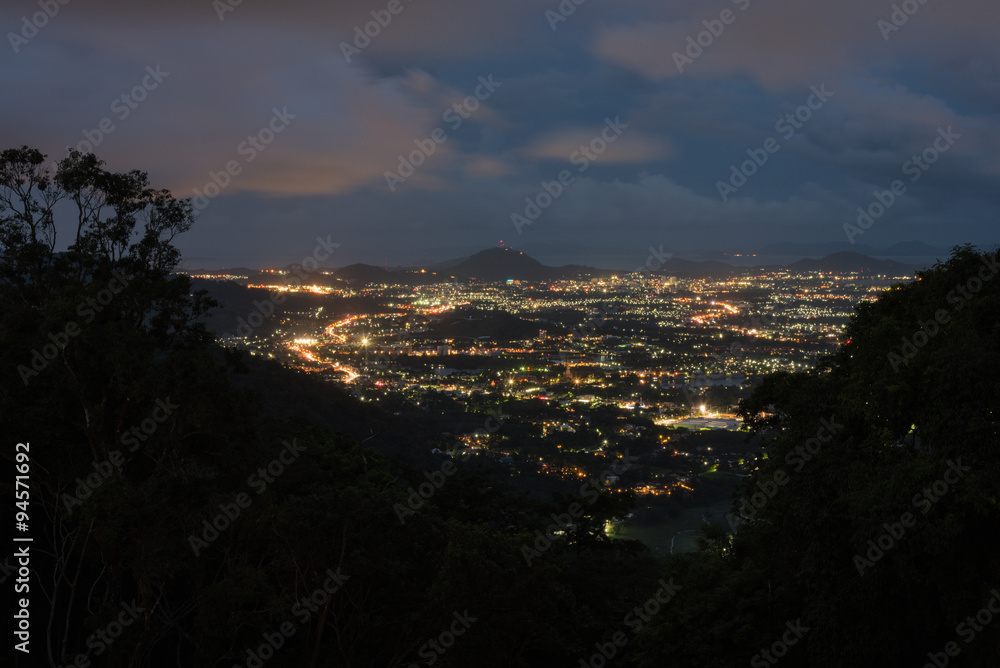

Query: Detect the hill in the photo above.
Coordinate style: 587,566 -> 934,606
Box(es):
428,308 -> 566,341
755,240 -> 947,258
333,263 -> 393,283
785,251 -> 915,275
447,247 -> 591,281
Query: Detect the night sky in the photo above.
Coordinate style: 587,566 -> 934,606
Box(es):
2,0 -> 998,268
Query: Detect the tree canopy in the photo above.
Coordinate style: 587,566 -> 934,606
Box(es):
631,244 -> 1000,667
1,147 -> 657,667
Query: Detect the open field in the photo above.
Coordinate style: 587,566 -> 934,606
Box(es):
612,499 -> 735,556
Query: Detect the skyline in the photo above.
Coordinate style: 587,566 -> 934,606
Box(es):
3,0 -> 998,267
182,242 -> 953,275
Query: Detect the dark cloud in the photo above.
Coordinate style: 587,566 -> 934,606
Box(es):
1,0 -> 997,267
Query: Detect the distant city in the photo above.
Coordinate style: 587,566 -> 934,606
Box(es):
184,246 -> 920,549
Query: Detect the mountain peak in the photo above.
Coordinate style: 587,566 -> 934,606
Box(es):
449,247 -> 551,280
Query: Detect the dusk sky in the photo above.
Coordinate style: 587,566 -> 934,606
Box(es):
3,0 -> 998,268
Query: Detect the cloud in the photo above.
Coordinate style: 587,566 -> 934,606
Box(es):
593,0 -> 1000,89
463,156 -> 516,178
518,126 -> 674,164
0,26 -> 489,197
2,0 -> 998,265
